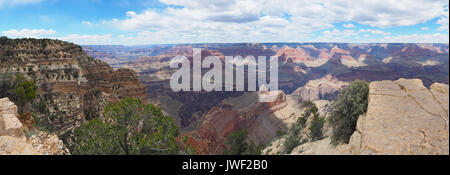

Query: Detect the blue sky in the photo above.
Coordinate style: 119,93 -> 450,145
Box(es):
0,0 -> 448,45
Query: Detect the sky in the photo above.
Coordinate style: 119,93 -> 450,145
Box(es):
0,0 -> 449,45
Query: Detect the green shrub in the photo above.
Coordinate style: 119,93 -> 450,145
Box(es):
329,80 -> 369,145
301,100 -> 318,119
283,134 -> 300,154
71,97 -> 182,155
246,141 -> 264,155
296,115 -> 307,127
223,129 -> 249,155
32,113 -> 53,132
0,73 -> 37,114
309,115 -> 324,141
93,89 -> 102,99
282,101 -> 320,154
223,129 -> 263,155
276,130 -> 286,138
35,101 -> 47,114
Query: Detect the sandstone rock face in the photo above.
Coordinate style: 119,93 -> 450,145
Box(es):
1,98 -> 39,155
350,79 -> 449,155
290,137 -> 351,155
0,98 -> 24,138
0,136 -> 40,155
0,38 -> 146,135
1,98 -> 69,155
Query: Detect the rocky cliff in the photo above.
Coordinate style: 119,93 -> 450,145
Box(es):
0,38 -> 146,135
275,78 -> 449,155
0,98 -> 69,155
348,79 -> 448,155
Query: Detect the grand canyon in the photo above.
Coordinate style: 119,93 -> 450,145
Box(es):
1,38 -> 448,155
80,42 -> 449,154
1,6 -> 450,175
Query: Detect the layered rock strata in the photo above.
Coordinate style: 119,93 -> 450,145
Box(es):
0,38 -> 146,135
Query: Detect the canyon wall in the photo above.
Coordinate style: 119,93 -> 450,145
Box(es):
0,38 -> 146,135
85,43 -> 449,131
183,91 -> 289,154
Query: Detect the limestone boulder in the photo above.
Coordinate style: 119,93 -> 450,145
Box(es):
0,136 -> 40,155
0,98 -> 25,138
1,98 -> 70,155
1,98 -> 37,155
350,79 -> 449,155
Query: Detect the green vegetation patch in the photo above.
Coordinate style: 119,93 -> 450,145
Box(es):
329,80 -> 369,145
70,97 -> 190,155
223,129 -> 264,155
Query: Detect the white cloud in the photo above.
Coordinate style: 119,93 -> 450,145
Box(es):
315,27 -> 424,43
2,29 -> 56,38
359,29 -> 391,35
320,28 -> 390,39
57,34 -> 113,45
261,0 -> 447,28
421,27 -> 429,31
338,0 -> 446,28
314,28 -> 359,43
1,0 -> 447,45
257,16 -> 289,27
92,0 -> 448,44
436,5 -> 449,32
317,32 -> 449,43
380,33 -> 449,43
82,21 -> 93,26
52,32 -> 449,45
343,23 -> 355,28
322,29 -> 358,37
1,29 -> 117,45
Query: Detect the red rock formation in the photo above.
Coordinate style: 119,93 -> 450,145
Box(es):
83,61 -> 146,103
183,91 -> 287,154
276,46 -> 313,62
